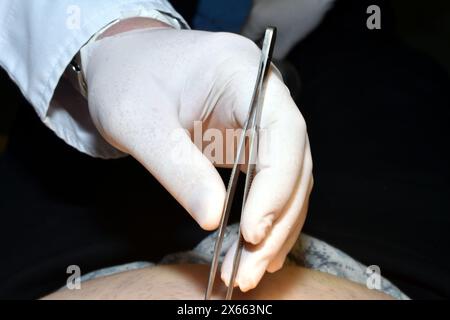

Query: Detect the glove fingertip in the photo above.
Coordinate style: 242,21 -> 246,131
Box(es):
242,213 -> 274,245
192,186 -> 225,231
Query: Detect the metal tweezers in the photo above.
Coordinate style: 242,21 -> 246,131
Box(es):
205,27 -> 277,300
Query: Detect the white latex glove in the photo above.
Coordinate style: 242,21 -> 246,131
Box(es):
242,0 -> 335,60
82,20 -> 313,292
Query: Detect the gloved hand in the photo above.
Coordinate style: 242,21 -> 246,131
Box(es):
82,19 -> 313,292
242,0 -> 335,60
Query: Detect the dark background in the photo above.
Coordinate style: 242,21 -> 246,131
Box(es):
0,0 -> 449,299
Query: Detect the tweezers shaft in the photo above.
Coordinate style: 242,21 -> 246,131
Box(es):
205,27 -> 277,300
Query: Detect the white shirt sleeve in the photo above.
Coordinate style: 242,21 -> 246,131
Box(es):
0,0 -> 188,158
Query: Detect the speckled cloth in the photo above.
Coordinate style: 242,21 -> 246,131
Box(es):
81,223 -> 409,300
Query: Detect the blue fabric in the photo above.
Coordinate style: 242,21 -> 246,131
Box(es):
192,0 -> 252,32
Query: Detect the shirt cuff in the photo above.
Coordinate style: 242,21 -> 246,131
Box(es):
47,2 -> 189,158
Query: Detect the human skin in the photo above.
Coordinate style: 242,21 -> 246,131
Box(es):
42,264 -> 393,300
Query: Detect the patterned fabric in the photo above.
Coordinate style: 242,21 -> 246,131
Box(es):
82,223 -> 409,300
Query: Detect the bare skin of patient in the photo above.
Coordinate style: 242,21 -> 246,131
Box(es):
43,264 -> 393,300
